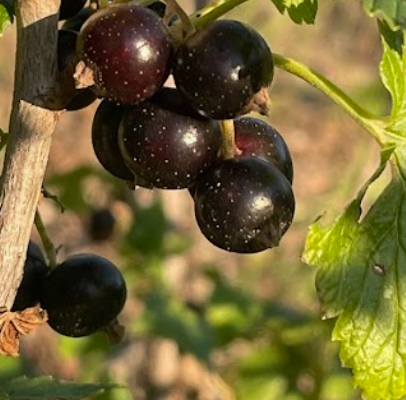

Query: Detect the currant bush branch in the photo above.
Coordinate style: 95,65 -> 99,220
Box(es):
0,0 -> 61,310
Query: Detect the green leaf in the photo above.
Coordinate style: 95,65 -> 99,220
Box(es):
362,0 -> 406,31
271,0 -> 317,24
0,0 -> 14,36
0,376 -> 122,400
302,148 -> 406,400
379,25 -> 406,134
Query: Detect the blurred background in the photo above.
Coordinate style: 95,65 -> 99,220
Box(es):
0,1 -> 391,399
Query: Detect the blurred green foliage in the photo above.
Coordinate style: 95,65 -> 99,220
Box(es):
0,166 -> 359,400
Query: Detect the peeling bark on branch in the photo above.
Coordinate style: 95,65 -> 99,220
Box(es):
0,0 -> 61,309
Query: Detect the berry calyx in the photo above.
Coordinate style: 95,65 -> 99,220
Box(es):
75,4 -> 174,105
118,87 -> 222,189
40,253 -> 127,337
173,20 -> 273,119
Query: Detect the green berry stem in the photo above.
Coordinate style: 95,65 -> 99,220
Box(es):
189,0 -> 250,30
34,210 -> 57,269
272,53 -> 386,146
220,119 -> 240,159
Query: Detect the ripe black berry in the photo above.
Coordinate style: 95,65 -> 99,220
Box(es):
194,157 -> 295,253
59,0 -> 87,21
76,4 -> 173,104
118,88 -> 222,189
12,241 -> 48,312
173,20 -> 273,119
89,208 -> 116,241
40,254 -> 127,337
147,1 -> 166,18
57,30 -> 97,110
57,30 -> 78,72
92,100 -> 134,181
61,7 -> 93,32
235,117 -> 293,183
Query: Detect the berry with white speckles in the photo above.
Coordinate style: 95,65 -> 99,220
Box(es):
76,4 -> 173,104
234,117 -> 293,183
194,157 -> 295,253
92,100 -> 134,181
40,254 -> 127,337
173,20 -> 273,119
118,87 -> 222,189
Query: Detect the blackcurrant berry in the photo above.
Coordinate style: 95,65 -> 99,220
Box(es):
57,30 -> 78,72
118,88 -> 222,189
235,117 -> 293,183
66,89 -> 97,111
57,30 -> 97,110
194,157 -> 295,253
89,208 -> 116,241
76,4 -> 174,104
59,0 -> 87,21
147,0 -> 166,18
173,20 -> 273,119
92,100 -> 134,181
40,254 -> 127,337
61,7 -> 93,32
12,241 -> 48,312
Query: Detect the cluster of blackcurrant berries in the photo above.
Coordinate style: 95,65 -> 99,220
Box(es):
58,0 -> 295,253
13,242 -> 127,338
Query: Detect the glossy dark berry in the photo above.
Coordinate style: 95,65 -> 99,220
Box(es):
57,30 -> 78,71
76,4 -> 173,104
12,241 -> 48,312
174,20 -> 273,119
89,208 -> 116,241
40,254 -> 127,337
59,0 -> 87,21
92,100 -> 134,181
66,89 -> 97,111
147,0 -> 166,18
118,88 -> 222,189
194,157 -> 295,253
61,7 -> 93,32
57,30 -> 97,110
235,117 -> 293,183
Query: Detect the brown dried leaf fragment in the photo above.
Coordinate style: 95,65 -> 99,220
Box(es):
0,306 -> 48,357
74,61 -> 96,89
102,317 -> 125,344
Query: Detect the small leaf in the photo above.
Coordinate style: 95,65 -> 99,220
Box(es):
0,376 -> 122,400
271,0 -> 317,24
362,0 -> 406,31
0,0 -> 14,36
302,146 -> 406,400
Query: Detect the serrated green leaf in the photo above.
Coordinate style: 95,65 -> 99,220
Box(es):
271,0 -> 317,24
0,376 -> 122,400
362,0 -> 406,31
302,148 -> 406,400
379,24 -> 406,137
0,0 -> 14,36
